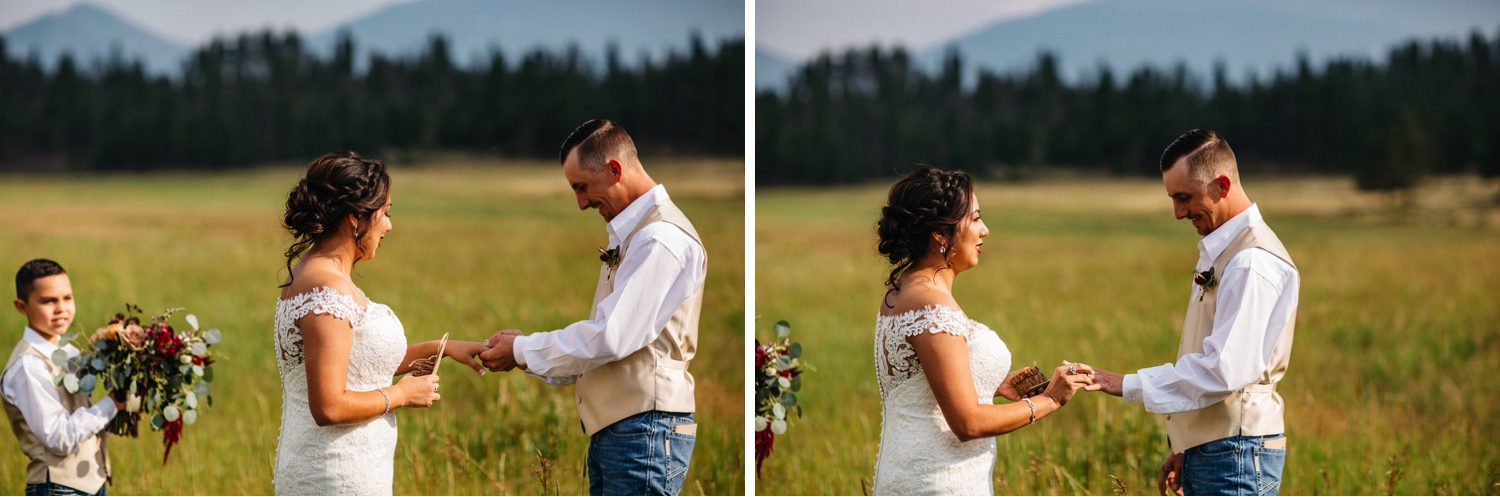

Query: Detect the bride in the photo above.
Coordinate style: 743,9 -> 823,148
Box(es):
272,151 -> 488,495
872,166 -> 1098,495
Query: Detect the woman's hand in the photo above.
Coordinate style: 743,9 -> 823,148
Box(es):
994,369 -> 1024,401
392,373 -> 441,408
1043,361 -> 1094,408
445,341 -> 489,374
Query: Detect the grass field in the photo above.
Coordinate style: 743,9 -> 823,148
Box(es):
0,157 -> 744,495
755,175 -> 1500,495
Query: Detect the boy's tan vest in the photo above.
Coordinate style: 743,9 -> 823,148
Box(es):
3,342 -> 110,491
1166,218 -> 1296,454
575,199 -> 705,435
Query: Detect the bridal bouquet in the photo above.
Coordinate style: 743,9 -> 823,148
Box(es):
754,320 -> 804,478
56,304 -> 220,464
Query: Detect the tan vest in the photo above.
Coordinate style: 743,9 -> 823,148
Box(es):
575,199 -> 705,435
3,342 -> 110,491
1165,218 -> 1297,453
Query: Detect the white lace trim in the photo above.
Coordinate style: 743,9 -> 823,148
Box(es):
274,287 -> 366,367
874,305 -> 974,398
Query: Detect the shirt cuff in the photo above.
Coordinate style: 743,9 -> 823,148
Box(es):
511,335 -> 529,367
92,397 -> 117,419
1123,373 -> 1143,404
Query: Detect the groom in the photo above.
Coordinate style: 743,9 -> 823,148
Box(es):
480,119 -> 707,496
1092,129 -> 1300,496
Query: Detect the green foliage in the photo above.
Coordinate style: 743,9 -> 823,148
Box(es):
757,29 -> 1500,186
0,160 -> 744,494
0,32 -> 743,170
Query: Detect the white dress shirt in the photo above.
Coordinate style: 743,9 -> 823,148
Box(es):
512,185 -> 707,383
1,327 -> 117,456
1123,204 -> 1301,414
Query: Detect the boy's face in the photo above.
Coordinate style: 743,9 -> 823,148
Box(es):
13,274 -> 75,339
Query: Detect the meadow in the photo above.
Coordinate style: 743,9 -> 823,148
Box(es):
755,175 -> 1500,495
0,157 -> 745,495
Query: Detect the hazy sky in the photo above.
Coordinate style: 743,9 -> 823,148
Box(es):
757,0 -> 1089,59
0,0 -> 413,44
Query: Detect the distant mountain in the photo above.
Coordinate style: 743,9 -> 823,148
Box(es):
308,0 -> 744,67
1,3 -> 185,74
756,48 -> 795,91
921,0 -> 1498,86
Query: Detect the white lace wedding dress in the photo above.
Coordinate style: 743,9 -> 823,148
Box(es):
272,287 -> 408,495
873,305 -> 1012,495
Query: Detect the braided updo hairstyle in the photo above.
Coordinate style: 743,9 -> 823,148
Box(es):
280,151 -> 391,288
876,166 -> 974,297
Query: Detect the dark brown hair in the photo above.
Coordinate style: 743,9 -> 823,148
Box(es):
15,258 -> 66,300
281,151 -> 391,288
559,119 -> 637,171
876,166 -> 974,301
1160,128 -> 1238,184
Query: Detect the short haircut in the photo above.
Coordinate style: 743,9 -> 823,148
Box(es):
559,119 -> 637,172
1160,128 -> 1239,185
15,258 -> 66,301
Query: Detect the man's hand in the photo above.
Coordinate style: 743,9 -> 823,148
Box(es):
1089,368 -> 1125,397
479,330 -> 522,372
1158,452 -> 1184,495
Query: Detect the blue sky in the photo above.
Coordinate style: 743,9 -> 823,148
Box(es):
0,0 -> 417,44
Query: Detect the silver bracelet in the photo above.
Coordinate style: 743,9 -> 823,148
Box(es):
377,388 -> 391,416
1022,397 -> 1037,425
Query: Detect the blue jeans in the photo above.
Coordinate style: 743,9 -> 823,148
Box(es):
1182,434 -> 1286,496
587,410 -> 695,496
24,474 -> 105,496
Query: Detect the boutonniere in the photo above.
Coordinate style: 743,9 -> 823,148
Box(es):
1193,267 -> 1218,301
599,246 -> 621,279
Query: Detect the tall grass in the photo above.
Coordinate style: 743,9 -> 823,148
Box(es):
0,158 -> 744,495
755,175 -> 1500,495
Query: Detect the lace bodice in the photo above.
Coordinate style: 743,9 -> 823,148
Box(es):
272,287 -> 407,495
872,305 -> 1012,495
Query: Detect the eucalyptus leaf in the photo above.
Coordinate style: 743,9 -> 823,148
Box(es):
62,374 -> 79,394
771,402 -> 786,419
203,365 -> 214,382
189,342 -> 207,356
150,414 -> 164,430
791,375 -> 802,392
777,376 -> 790,389
204,329 -> 221,345
753,416 -> 768,432
789,342 -> 803,358
773,320 -> 791,338
50,350 -> 68,368
780,392 -> 797,408
79,374 -> 97,393
90,358 -> 105,371
182,409 -> 197,425
185,314 -> 199,331
770,419 -> 787,435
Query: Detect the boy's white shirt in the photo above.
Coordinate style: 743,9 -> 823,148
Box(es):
1,326 -> 116,456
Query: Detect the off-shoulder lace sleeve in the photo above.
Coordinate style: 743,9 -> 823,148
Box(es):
874,305 -> 974,397
275,287 -> 365,367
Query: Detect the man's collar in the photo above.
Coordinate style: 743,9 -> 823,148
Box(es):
1197,203 -> 1261,265
606,184 -> 668,243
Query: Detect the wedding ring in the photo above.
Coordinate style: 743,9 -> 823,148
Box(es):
1067,364 -> 1078,375
434,383 -> 440,392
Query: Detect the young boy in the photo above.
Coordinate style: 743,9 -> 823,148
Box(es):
3,259 -> 115,496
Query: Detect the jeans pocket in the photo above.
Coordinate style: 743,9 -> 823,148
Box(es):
1190,437 -> 1240,460
1256,442 -> 1286,495
601,412 -> 655,439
